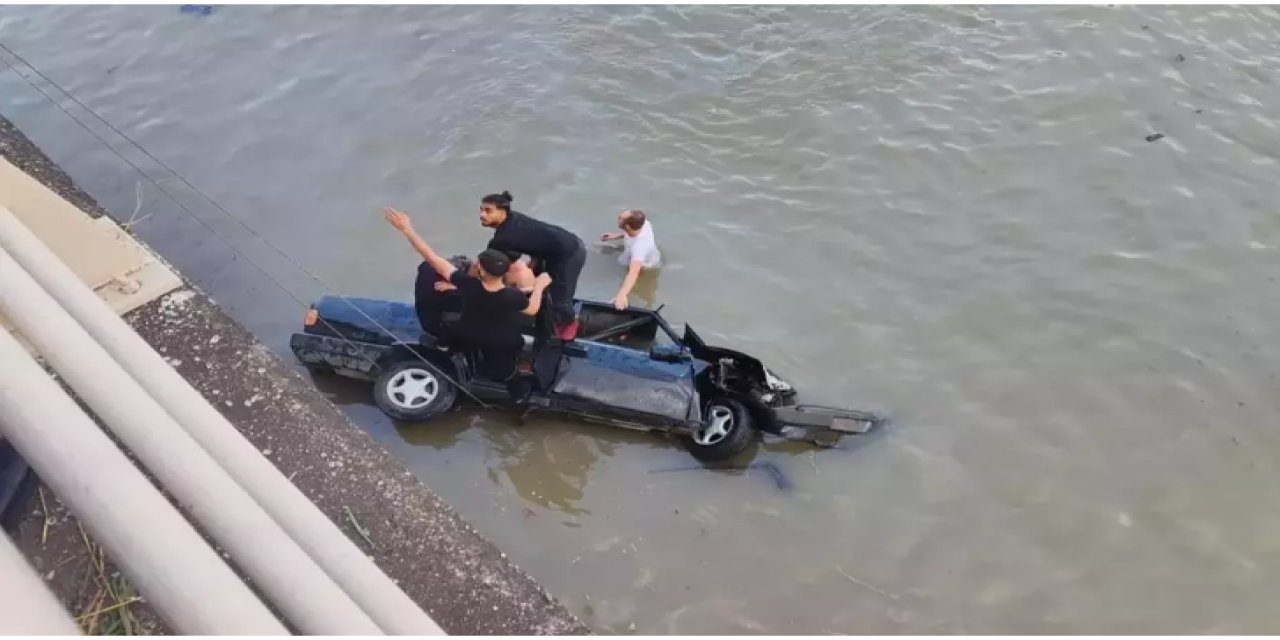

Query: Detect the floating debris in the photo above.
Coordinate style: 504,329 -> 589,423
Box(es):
836,566 -> 899,601
649,460 -> 793,492
1145,133 -> 1166,143
1175,53 -> 1186,63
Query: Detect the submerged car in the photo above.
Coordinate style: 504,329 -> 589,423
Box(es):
290,294 -> 885,461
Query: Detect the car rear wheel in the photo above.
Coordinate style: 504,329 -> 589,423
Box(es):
684,397 -> 756,462
374,359 -> 457,421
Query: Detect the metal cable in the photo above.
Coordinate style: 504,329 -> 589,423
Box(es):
0,41 -> 490,409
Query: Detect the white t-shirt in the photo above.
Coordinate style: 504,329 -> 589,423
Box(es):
620,220 -> 661,269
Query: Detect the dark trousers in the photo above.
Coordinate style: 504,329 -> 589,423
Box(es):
415,292 -> 460,337
434,325 -> 520,381
543,241 -> 587,327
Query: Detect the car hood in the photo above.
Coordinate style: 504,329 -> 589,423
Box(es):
684,324 -> 794,396
682,323 -> 708,351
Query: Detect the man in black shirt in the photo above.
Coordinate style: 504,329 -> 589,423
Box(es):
413,252 -> 535,336
478,191 -> 587,339
386,207 -> 551,387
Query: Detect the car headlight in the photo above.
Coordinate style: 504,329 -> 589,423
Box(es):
764,368 -> 794,393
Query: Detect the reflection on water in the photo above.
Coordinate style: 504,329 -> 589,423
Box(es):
395,410 -> 606,518
309,364 -> 827,518
394,410 -> 475,452
482,422 -> 605,518
312,367 -> 662,518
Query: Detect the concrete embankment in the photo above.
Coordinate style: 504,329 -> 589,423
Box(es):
0,112 -> 588,635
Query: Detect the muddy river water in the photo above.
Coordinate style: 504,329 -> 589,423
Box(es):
4,5 -> 1280,633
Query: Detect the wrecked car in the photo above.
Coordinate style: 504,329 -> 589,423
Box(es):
290,295 -> 885,461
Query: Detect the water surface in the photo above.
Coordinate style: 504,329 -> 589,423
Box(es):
3,5 -> 1280,633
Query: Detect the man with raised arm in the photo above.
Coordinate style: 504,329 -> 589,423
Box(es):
385,206 -> 550,395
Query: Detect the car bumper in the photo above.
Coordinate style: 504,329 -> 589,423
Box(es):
769,404 -> 886,446
763,368 -> 795,396
289,332 -> 390,379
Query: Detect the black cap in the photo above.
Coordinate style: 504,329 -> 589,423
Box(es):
447,254 -> 473,273
476,249 -> 511,277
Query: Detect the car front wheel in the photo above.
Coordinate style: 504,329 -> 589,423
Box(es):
684,397 -> 756,462
374,359 -> 457,421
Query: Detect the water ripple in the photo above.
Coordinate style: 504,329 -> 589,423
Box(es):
4,4 -> 1280,635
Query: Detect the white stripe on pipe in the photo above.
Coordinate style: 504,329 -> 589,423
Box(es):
0,532 -> 81,635
0,207 -> 445,635
0,326 -> 286,635
0,246 -> 382,635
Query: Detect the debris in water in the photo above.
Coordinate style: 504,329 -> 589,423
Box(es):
836,566 -> 899,600
1195,109 -> 1203,114
1174,53 -> 1186,63
179,5 -> 215,16
749,461 -> 793,491
1145,133 -> 1165,143
649,460 -> 793,492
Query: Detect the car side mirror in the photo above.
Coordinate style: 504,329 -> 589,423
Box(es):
650,343 -> 691,363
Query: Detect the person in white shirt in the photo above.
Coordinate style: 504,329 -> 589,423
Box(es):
600,209 -> 662,310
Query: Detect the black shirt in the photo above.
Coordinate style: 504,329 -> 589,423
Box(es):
449,270 -> 528,339
414,261 -> 461,323
486,211 -> 581,264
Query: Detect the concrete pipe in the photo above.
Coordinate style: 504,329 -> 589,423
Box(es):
0,327 -> 285,635
0,532 -> 81,635
0,247 -> 381,635
0,207 -> 444,634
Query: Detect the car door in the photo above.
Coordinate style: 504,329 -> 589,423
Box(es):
552,329 -> 697,424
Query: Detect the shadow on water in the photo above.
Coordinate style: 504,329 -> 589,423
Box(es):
306,362 -> 888,505
646,423 -> 890,493
299,360 -> 888,519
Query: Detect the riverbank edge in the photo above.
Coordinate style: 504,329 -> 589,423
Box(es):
0,112 -> 589,635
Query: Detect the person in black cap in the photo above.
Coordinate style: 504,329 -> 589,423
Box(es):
386,207 -> 551,389
478,190 -> 586,340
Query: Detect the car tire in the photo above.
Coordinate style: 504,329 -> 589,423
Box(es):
373,359 -> 457,422
684,397 -> 757,462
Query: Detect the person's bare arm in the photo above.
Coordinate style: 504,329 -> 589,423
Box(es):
384,207 -> 455,281
611,260 -> 643,310
522,273 -> 553,316
601,231 -> 624,242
